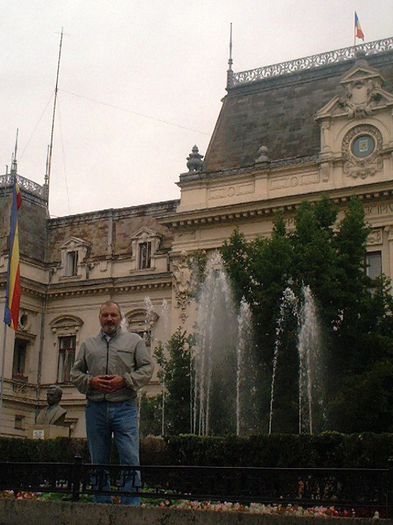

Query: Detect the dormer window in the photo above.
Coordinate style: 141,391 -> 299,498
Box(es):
130,227 -> 162,272
65,251 -> 79,276
60,237 -> 90,279
138,242 -> 151,269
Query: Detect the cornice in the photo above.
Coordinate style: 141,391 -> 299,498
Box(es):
48,199 -> 180,228
162,182 -> 393,228
178,156 -> 318,187
0,275 -> 47,299
0,272 -> 173,300
47,273 -> 173,298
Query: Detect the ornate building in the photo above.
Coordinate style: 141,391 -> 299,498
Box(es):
1,37 -> 393,437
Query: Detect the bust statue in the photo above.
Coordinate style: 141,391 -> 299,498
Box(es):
36,385 -> 67,426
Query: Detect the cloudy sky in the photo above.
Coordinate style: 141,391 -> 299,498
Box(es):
1,0 -> 392,217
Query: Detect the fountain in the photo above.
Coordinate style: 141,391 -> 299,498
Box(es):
192,252 -> 238,436
236,297 -> 256,436
298,285 -> 323,434
268,288 -> 298,434
267,284 -> 324,434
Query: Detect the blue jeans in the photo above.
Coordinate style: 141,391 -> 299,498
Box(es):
86,399 -> 141,505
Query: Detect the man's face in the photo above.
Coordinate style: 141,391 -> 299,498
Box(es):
99,303 -> 121,335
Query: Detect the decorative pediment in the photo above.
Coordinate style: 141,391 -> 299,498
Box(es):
316,60 -> 393,121
61,237 -> 91,250
50,315 -> 84,335
130,227 -> 162,243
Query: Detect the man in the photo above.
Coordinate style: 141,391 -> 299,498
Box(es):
36,385 -> 67,425
71,301 -> 153,505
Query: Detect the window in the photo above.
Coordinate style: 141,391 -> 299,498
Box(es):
65,251 -> 78,276
138,242 -> 151,269
14,415 -> 25,430
12,339 -> 27,381
58,335 -> 76,382
365,251 -> 382,280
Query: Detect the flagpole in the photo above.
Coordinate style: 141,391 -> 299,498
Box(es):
0,325 -> 8,423
353,12 -> 356,47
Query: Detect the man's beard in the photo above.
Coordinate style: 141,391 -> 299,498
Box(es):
102,323 -> 117,334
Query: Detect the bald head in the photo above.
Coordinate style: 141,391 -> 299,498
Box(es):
99,301 -> 121,315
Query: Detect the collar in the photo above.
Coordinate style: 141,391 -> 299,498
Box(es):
100,327 -> 120,341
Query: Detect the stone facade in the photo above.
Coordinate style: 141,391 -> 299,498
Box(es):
1,39 -> 393,437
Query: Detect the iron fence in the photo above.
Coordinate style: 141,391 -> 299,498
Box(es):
0,457 -> 391,517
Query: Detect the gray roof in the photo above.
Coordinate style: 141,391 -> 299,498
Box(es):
204,45 -> 393,172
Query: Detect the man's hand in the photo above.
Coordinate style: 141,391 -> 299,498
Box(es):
90,375 -> 126,393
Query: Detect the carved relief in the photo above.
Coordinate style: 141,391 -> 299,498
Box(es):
365,202 -> 393,217
342,124 -> 383,179
339,77 -> 382,118
368,228 -> 383,245
270,172 -> 319,190
209,183 -> 255,201
172,255 -> 193,324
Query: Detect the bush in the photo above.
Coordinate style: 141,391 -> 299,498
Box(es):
1,433 -> 393,468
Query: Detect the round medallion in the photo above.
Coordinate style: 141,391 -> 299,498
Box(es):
351,134 -> 375,158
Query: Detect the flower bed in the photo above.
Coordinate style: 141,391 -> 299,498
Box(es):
0,491 -> 383,519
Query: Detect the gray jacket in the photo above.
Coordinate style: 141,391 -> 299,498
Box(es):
71,329 -> 154,402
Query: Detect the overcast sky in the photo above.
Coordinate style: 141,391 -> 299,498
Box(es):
1,0 -> 392,217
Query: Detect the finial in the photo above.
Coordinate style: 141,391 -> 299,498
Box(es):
226,23 -> 234,89
186,145 -> 204,172
11,129 -> 19,177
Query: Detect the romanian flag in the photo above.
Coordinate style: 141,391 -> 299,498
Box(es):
3,181 -> 22,330
355,12 -> 365,41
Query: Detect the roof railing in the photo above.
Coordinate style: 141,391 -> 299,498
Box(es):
0,173 -> 47,200
231,36 -> 393,87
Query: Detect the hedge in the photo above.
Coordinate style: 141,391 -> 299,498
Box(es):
1,433 -> 392,468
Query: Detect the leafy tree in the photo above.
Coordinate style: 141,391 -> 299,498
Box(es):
139,393 -> 162,437
221,197 -> 393,434
155,328 -> 194,435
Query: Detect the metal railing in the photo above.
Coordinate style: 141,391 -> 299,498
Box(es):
0,174 -> 46,200
232,36 -> 393,86
0,457 -> 391,516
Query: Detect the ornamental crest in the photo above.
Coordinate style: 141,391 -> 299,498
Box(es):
342,124 -> 383,179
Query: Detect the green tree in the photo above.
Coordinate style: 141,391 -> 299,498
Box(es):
155,328 -> 194,435
221,197 -> 393,434
139,393 -> 162,437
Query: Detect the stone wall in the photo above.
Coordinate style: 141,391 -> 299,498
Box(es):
0,500 -> 388,525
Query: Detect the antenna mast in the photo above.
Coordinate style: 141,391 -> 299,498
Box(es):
45,28 -> 64,211
11,128 -> 19,178
227,23 -> 234,89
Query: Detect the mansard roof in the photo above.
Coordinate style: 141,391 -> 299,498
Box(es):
203,38 -> 393,172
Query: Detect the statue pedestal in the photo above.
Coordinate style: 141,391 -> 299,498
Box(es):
29,424 -> 69,440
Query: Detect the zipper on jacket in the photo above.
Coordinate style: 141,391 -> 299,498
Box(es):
103,338 -> 110,401
106,339 -> 109,375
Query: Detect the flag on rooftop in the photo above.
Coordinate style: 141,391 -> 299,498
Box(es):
3,180 -> 22,331
355,12 -> 365,42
